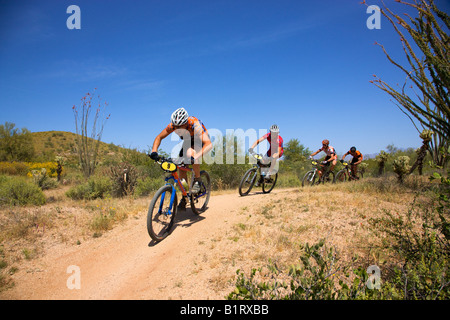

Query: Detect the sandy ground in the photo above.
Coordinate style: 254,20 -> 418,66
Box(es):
1,188 -> 298,300
1,179 -> 415,301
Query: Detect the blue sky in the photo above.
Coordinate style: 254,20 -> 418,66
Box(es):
1,0 -> 448,157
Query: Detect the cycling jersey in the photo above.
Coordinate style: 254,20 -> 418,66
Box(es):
166,116 -> 208,138
262,132 -> 284,157
352,150 -> 363,159
344,150 -> 363,159
319,145 -> 336,156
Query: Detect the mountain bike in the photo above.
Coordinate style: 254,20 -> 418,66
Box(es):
147,155 -> 211,242
238,151 -> 278,196
301,159 -> 335,187
335,160 -> 363,183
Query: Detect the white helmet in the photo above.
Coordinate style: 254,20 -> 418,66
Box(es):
270,124 -> 279,133
171,107 -> 189,126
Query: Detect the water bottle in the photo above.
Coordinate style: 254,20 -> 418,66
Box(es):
181,178 -> 189,191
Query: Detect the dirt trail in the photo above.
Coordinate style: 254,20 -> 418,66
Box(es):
1,188 -> 296,300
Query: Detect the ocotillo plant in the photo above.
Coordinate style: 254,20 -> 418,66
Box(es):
72,89 -> 110,178
369,0 -> 449,141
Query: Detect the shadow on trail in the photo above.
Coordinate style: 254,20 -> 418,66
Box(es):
174,207 -> 206,228
239,191 -> 266,197
147,206 -> 207,247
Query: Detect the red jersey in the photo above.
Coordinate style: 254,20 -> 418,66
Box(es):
262,132 -> 284,157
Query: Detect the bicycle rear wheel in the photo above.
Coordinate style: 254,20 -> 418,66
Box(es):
323,171 -> 335,184
147,184 -> 177,242
190,171 -> 211,215
302,170 -> 317,187
239,167 -> 258,196
262,173 -> 278,193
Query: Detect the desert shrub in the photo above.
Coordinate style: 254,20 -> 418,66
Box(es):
65,175 -> 112,200
0,162 -> 29,176
0,176 -> 46,206
207,163 -> 250,190
134,177 -> 161,197
108,162 -> 138,197
228,240 -> 376,300
228,171 -> 450,300
368,172 -> 450,299
30,168 -> 58,190
26,162 -> 60,178
275,171 -> 301,188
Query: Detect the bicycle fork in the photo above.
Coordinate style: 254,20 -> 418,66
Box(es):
309,170 -> 317,182
158,184 -> 177,216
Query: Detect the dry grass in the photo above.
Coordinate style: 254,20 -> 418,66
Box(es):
0,174 -> 431,295
202,177 -> 426,295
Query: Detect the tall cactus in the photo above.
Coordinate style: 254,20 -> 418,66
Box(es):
410,129 -> 434,175
393,156 -> 412,183
376,150 -> 390,176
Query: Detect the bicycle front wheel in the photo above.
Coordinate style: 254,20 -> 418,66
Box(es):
147,184 -> 177,242
190,171 -> 211,215
262,173 -> 278,193
302,170 -> 317,187
335,170 -> 347,183
239,167 -> 258,196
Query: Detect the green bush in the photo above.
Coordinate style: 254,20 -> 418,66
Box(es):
134,177 -> 161,197
227,240 -> 375,300
0,176 -> 46,206
206,163 -> 250,190
66,175 -> 112,200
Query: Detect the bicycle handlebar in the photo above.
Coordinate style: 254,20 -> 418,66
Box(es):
148,154 -> 196,167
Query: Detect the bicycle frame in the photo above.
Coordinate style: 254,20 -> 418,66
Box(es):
312,161 -> 331,179
339,162 -> 359,180
161,162 -> 208,210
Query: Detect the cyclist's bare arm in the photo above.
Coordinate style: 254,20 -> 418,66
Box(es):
310,149 -> 322,157
341,152 -> 349,160
151,128 -> 171,153
250,136 -> 265,150
193,133 -> 212,161
271,146 -> 282,159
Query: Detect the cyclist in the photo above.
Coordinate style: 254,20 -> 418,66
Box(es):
309,139 -> 337,179
341,146 -> 363,179
248,124 -> 284,186
150,107 -> 212,209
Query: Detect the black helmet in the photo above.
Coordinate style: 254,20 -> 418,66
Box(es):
350,146 -> 356,152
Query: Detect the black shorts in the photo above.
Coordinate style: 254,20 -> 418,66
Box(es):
351,156 -> 361,164
324,155 -> 334,166
178,137 -> 203,158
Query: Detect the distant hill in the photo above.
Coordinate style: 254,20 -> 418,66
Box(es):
30,131 -> 131,163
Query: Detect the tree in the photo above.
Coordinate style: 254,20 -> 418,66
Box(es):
72,89 -> 110,177
0,122 -> 35,161
283,138 -> 311,163
369,0 -> 449,161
